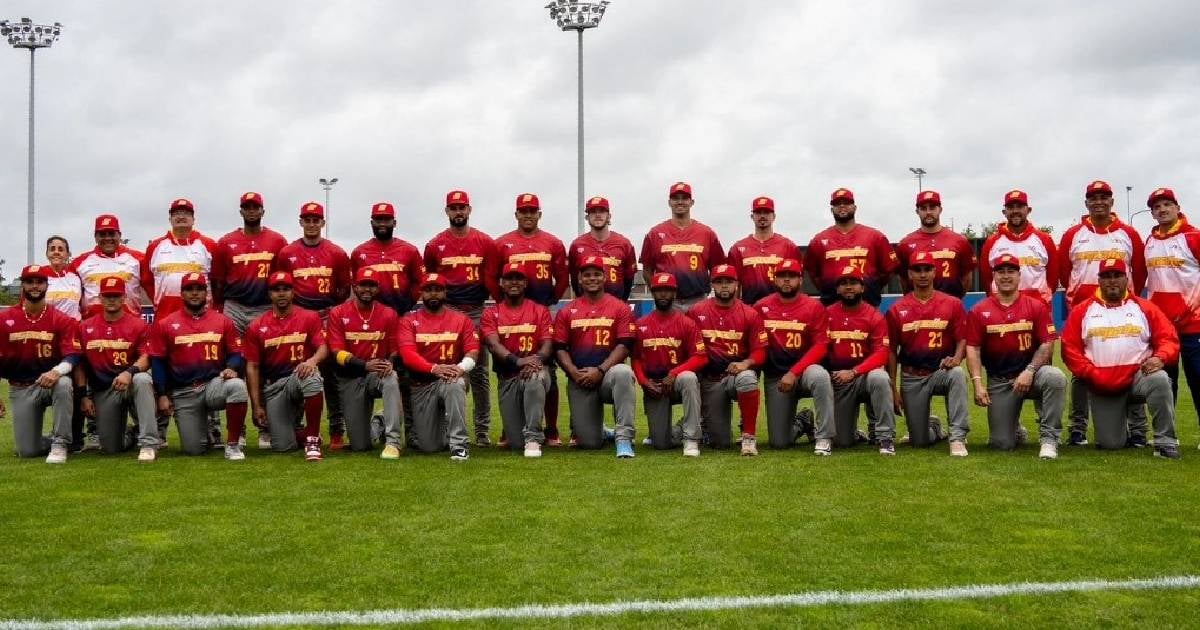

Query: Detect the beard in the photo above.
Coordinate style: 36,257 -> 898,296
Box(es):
776,285 -> 799,298
654,297 -> 675,311
424,298 -> 443,311
243,218 -> 262,228
448,216 -> 468,228
21,290 -> 44,303
372,225 -> 394,240
833,212 -> 855,225
838,294 -> 863,308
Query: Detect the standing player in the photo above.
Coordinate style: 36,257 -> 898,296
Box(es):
965,255 -> 1066,459
144,198 -> 218,317
481,263 -> 554,458
554,256 -> 638,456
77,277 -> 159,460
244,272 -> 329,461
568,196 -> 638,301
887,251 -> 969,455
896,190 -> 977,297
147,272 -> 249,458
640,182 -> 726,310
424,190 -> 500,447
1061,258 -> 1180,459
396,273 -> 480,460
633,273 -> 708,457
687,264 -> 768,455
726,196 -> 802,305
805,188 -> 899,306
494,194 -> 568,447
70,214 -> 149,318
753,259 -> 835,453
326,268 -> 403,457
979,190 -> 1059,304
1,265 -> 82,463
1142,187 -> 1200,411
44,236 -> 82,320
349,202 -> 424,315
276,202 -> 352,449
1058,180 -> 1147,446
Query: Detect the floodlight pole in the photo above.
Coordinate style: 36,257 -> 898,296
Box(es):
319,177 -> 338,240
909,167 -> 927,194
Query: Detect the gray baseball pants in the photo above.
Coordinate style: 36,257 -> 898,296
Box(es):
171,376 -> 249,455
264,372 -> 323,452
763,365 -> 834,449
700,370 -> 759,449
410,377 -> 468,453
497,369 -> 550,449
1071,376 -> 1148,439
985,367 -> 1066,449
900,367 -> 969,445
833,368 -> 896,447
337,373 -> 402,451
453,304 -> 491,439
644,371 -> 702,449
94,372 -> 158,453
565,363 -> 636,449
1088,370 -> 1177,449
10,377 -> 73,457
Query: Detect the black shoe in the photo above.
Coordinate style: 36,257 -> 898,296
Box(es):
450,446 -> 470,461
1154,445 -> 1181,460
854,430 -> 870,445
1067,431 -> 1088,446
1126,434 -> 1148,448
475,433 -> 491,448
793,408 -> 815,443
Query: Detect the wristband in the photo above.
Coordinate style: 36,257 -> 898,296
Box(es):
1024,365 -> 1038,374
971,375 -> 982,381
126,365 -> 141,375
457,357 -> 476,372
53,362 -> 72,377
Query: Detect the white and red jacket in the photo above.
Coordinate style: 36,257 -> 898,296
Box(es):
68,245 -> 150,317
44,265 -> 83,320
1061,291 -> 1179,395
1057,215 -> 1146,306
979,224 -> 1059,304
1144,215 -> 1200,335
143,231 -> 217,317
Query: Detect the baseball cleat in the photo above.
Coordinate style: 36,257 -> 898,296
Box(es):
642,437 -> 653,446
380,444 -> 401,460
740,434 -> 758,456
157,436 -> 168,451
813,438 -> 832,456
209,427 -> 223,449
1039,443 -> 1058,460
1067,430 -> 1088,446
793,408 -> 815,443
224,443 -> 245,461
82,433 -> 101,452
370,414 -> 385,444
879,439 -> 896,456
523,441 -> 542,458
329,434 -> 346,451
949,441 -> 969,457
602,427 -> 616,443
257,432 -> 272,450
137,447 -> 156,463
304,437 -> 323,462
545,436 -> 563,447
450,446 -> 470,461
46,444 -> 68,464
682,439 -> 700,457
498,435 -> 509,449
568,435 -> 579,447
475,433 -> 492,448
929,415 -> 947,442
615,439 -> 635,458
1154,445 -> 1181,460
1015,423 -> 1028,446
1126,434 -> 1148,448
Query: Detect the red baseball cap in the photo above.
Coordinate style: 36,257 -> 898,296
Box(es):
669,182 -> 693,198
1098,258 -> 1128,275
420,273 -> 446,289
266,271 -> 292,288
1148,187 -> 1177,206
909,251 -> 935,268
836,265 -> 864,282
711,264 -> 738,282
515,193 -> 540,210
99,276 -> 126,296
830,188 -> 855,204
299,202 -> 325,218
1086,180 -> 1113,197
19,264 -> 48,281
1004,190 -> 1029,206
370,202 -> 395,218
170,198 -> 195,212
650,272 -> 677,290
354,267 -> 381,284
991,254 -> 1021,271
446,190 -> 470,206
775,259 -> 802,275
578,255 -> 607,273
916,190 -> 942,207
240,192 -> 264,207
181,272 -> 208,289
94,214 -> 121,233
500,262 -> 528,278
585,196 -> 610,212
752,196 -> 775,212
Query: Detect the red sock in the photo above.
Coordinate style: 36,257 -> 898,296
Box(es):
544,386 -> 560,436
737,389 -> 760,435
225,402 -> 247,444
303,393 -> 325,441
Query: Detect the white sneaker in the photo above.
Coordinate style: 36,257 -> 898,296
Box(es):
524,441 -> 542,458
138,447 -> 156,462
46,444 -> 68,464
82,433 -> 101,452
950,441 -> 969,457
814,438 -> 832,456
682,439 -> 700,457
740,434 -> 758,457
1039,443 -> 1058,460
257,432 -> 271,450
642,437 -> 653,446
224,443 -> 245,461
237,435 -> 246,447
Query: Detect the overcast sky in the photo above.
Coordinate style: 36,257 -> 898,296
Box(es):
1,1 -> 1198,270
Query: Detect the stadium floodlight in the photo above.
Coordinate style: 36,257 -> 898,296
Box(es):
319,178 -> 338,239
909,167 -> 927,193
545,1 -> 610,235
1,17 -> 63,264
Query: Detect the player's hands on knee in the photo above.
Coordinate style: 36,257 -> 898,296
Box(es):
643,380 -> 664,398
112,371 -> 132,392
295,359 -> 318,379
974,388 -> 991,407
831,370 -> 855,386
36,370 -> 59,389
81,397 -> 97,418
219,368 -> 238,380
365,359 -> 392,377
156,395 -> 174,417
1140,357 -> 1164,374
1011,371 -> 1033,396
778,372 -> 797,393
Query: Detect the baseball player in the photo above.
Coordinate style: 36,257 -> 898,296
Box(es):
326,267 -> 403,458
965,254 -> 1066,459
824,265 -> 897,455
896,190 -> 977,297
1058,180 -> 1148,446
640,182 -> 727,310
276,202 -> 352,450
979,190 -> 1059,304
687,264 -> 768,455
726,197 -> 802,306
633,272 -> 709,456
481,263 -> 554,458
1061,258 -> 1180,459
1142,187 -> 1200,411
753,259 -> 835,453
887,251 -> 969,455
395,273 -> 480,460
494,194 -> 568,447
70,214 -> 149,318
554,256 -> 638,457
806,188 -> 899,307
245,271 -> 329,461
147,272 -> 249,459
568,196 -> 638,301
1,265 -> 82,463
423,190 -> 500,447
77,277 -> 158,461
44,235 -> 89,451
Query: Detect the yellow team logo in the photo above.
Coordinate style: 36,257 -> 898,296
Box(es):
923,192 -> 936,201
452,192 -> 463,201
588,197 -> 603,206
522,194 -> 534,203
1091,182 -> 1105,190
1007,191 -> 1020,200
101,218 -> 113,227
306,203 -> 319,213
174,199 -> 188,206
375,204 -> 387,213
714,264 -> 731,274
834,189 -> 850,198
103,278 -> 118,289
363,269 -> 374,278
656,274 -> 671,284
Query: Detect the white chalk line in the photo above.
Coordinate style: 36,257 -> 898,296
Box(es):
2,574 -> 1198,629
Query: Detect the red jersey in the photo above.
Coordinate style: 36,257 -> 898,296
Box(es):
825,302 -> 890,374
1062,292 -> 1178,395
423,228 -> 500,307
480,299 -> 554,378
979,224 -> 1059,304
80,312 -> 149,389
494,229 -> 568,306
553,294 -> 637,369
326,300 -> 400,364
143,231 -> 218,317
568,231 -> 638,300
640,219 -> 726,300
1144,217 -> 1200,334
212,227 -> 290,308
752,293 -> 828,378
966,295 -> 1057,378
0,305 -> 81,383
349,237 -> 424,314
686,298 -> 768,377
633,309 -> 707,383
276,239 -> 352,312
886,291 -> 967,372
726,233 -> 802,305
147,308 -> 242,387
244,307 -> 326,381
69,246 -> 150,318
896,228 -> 977,297
396,307 -> 480,383
1057,216 -> 1146,306
805,224 -> 898,302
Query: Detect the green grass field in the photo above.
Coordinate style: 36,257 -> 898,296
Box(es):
2,372 -> 1199,628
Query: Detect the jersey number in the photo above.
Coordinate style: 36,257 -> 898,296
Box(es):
941,261 -> 951,277
535,264 -> 550,280
609,267 -> 618,283
317,278 -> 331,294
256,263 -> 269,279
1017,333 -> 1032,352
928,331 -> 943,349
438,343 -> 455,361
689,254 -> 700,271
465,266 -> 479,281
784,332 -> 804,349
594,329 -> 611,347
35,343 -> 53,359
517,336 -> 534,352
668,349 -> 678,365
289,345 -> 306,362
204,344 -> 219,361
112,351 -> 129,366
848,341 -> 863,359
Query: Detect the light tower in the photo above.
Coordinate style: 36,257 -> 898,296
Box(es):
319,177 -> 338,239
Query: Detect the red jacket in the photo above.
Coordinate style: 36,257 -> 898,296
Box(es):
1061,291 -> 1179,395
